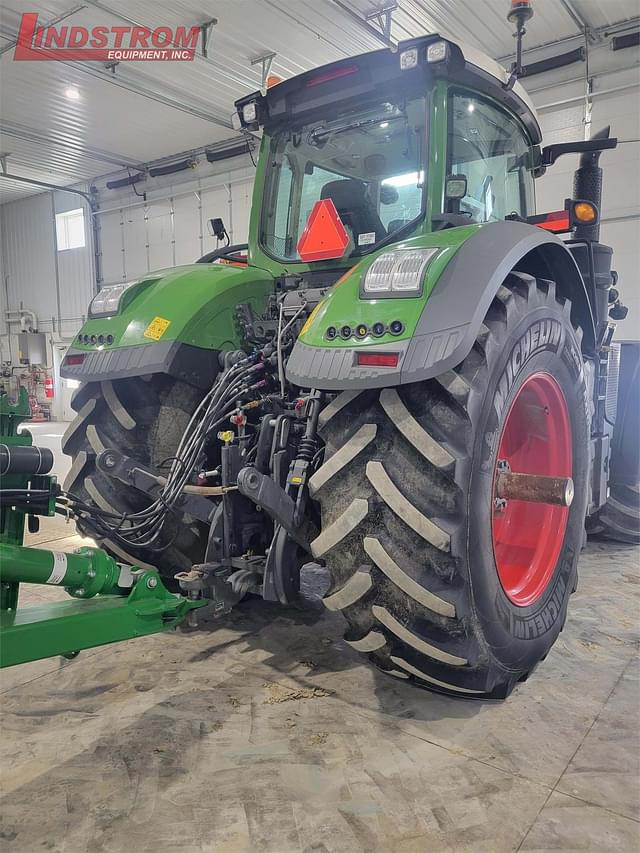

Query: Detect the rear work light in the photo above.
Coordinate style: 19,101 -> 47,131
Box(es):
400,48 -> 418,70
356,352 -> 399,368
426,41 -> 450,63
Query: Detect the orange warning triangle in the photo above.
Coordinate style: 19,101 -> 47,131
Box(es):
297,198 -> 350,262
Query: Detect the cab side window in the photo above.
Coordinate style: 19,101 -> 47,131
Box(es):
448,92 -> 535,222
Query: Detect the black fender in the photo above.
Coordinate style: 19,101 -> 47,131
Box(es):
402,220 -> 595,384
286,221 -> 595,390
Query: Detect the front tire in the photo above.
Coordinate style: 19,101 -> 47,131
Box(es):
311,273 -> 589,698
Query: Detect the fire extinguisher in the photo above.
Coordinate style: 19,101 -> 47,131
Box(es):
44,375 -> 54,398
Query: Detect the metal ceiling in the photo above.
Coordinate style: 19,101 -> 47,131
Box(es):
1,0 -> 638,204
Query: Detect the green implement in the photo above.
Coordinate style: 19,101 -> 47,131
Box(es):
0,389 -> 205,669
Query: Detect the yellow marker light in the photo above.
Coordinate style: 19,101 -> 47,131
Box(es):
573,202 -> 598,224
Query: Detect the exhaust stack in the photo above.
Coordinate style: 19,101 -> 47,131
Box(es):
573,125 -> 610,242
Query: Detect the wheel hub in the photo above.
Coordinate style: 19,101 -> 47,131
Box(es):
492,372 -> 573,607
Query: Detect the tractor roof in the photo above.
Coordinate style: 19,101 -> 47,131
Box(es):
236,34 -> 542,145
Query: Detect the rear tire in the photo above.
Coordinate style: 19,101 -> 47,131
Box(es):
62,374 -> 208,577
587,342 -> 640,544
311,273 -> 589,698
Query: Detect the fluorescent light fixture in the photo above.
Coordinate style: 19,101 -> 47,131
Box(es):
65,86 -> 80,100
380,121 -> 389,129
381,170 -> 424,188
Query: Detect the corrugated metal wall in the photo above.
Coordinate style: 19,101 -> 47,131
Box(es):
0,190 -> 95,341
2,193 -> 58,325
97,169 -> 254,284
533,67 -> 640,338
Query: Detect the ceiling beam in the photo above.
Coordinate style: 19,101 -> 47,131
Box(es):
0,170 -> 96,207
59,62 -> 233,127
558,0 -> 598,42
0,4 -> 86,57
83,0 -> 257,91
0,121 -> 142,169
330,0 -> 396,48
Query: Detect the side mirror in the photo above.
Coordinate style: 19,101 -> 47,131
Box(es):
208,218 -> 229,243
541,137 -> 618,167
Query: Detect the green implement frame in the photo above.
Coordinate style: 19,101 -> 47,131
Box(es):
0,389 -> 205,668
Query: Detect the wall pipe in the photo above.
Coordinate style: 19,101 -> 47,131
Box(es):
537,80 -> 639,112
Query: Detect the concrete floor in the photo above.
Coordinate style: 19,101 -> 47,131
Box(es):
0,511 -> 638,853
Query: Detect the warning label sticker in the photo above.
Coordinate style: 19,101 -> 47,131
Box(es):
46,551 -> 67,585
143,316 -> 172,341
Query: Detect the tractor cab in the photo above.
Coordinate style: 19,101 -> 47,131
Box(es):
236,34 -> 542,274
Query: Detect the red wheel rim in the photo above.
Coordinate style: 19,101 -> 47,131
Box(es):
492,372 -> 572,607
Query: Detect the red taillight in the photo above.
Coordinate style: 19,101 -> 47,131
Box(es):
65,354 -> 85,366
536,211 -> 571,233
356,352 -> 399,368
306,64 -> 359,87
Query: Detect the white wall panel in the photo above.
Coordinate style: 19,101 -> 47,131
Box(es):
96,171 -> 257,282
591,88 -> 639,340
533,78 -> 640,341
99,210 -> 126,285
230,180 -> 254,244
147,200 -> 174,272
1,193 -> 58,324
122,205 -> 148,281
54,191 -> 95,331
173,193 -> 203,265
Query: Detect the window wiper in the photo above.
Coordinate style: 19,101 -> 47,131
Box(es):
309,114 -> 403,145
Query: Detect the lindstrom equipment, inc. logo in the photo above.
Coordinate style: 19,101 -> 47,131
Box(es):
14,12 -> 200,61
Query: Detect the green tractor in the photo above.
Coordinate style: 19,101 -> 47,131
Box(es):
61,6 -> 639,698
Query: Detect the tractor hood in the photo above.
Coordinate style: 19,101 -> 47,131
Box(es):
61,263 -> 274,389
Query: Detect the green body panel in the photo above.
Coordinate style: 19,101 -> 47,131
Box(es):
0,568 -> 205,668
73,263 -> 275,355
299,224 -> 481,349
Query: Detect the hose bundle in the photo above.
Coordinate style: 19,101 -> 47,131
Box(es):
60,353 -> 267,552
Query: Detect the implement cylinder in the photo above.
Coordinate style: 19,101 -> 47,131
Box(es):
0,543 -> 127,597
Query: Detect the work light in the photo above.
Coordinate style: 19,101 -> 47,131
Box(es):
362,248 -> 439,296
426,41 -> 450,63
399,47 -> 418,70
89,281 -> 139,317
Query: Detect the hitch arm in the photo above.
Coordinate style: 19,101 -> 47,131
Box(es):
236,467 -> 317,550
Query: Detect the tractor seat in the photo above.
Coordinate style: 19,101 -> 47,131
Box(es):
320,179 -> 387,244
